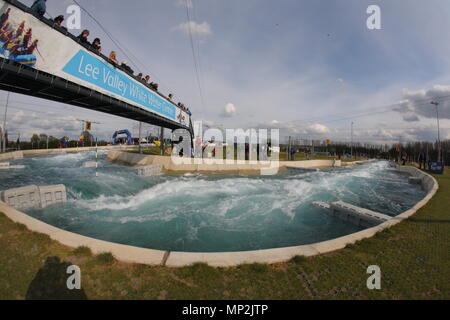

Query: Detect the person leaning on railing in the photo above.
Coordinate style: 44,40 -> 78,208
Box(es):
109,51 -> 118,66
121,61 -> 134,75
30,0 -> 46,17
77,29 -> 90,45
91,37 -> 101,53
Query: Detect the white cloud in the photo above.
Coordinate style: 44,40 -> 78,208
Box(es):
172,21 -> 212,37
307,123 -> 330,134
395,85 -> 450,120
221,103 -> 236,118
255,120 -> 331,138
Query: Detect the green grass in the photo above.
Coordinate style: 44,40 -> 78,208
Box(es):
128,146 -> 163,156
0,168 -> 448,300
278,152 -> 366,162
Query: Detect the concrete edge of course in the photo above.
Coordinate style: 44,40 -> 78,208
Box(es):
0,166 -> 438,268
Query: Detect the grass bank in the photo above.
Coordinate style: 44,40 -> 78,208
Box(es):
0,168 -> 448,300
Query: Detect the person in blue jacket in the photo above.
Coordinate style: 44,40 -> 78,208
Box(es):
31,0 -> 47,17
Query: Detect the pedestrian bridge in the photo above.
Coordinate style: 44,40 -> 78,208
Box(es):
0,0 -> 193,133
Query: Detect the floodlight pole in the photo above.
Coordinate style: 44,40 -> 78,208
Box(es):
2,92 -> 10,152
138,121 -> 142,154
160,127 -> 165,156
350,122 -> 354,159
431,102 -> 441,162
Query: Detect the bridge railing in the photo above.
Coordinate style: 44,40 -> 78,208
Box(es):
2,0 -> 191,126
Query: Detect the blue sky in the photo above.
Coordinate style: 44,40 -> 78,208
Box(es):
1,0 -> 450,143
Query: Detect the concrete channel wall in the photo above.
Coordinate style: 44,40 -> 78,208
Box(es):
106,150 -> 348,174
0,165 -> 439,267
0,146 -> 137,162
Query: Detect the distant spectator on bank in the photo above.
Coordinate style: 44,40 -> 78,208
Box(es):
53,15 -> 64,26
31,0 -> 47,17
0,8 -> 11,29
91,38 -> 101,52
109,51 -> 118,65
77,29 -> 90,45
418,152 -> 425,170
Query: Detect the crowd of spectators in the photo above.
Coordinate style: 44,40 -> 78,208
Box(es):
27,0 -> 192,115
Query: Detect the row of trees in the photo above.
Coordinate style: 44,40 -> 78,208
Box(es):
3,129 -> 449,164
386,140 -> 450,164
3,132 -> 109,151
281,139 -> 449,163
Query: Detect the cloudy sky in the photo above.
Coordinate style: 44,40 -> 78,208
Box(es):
1,0 -> 450,144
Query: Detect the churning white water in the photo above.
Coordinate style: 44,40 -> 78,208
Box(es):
0,152 -> 425,252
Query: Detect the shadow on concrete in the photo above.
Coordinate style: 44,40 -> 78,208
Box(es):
26,256 -> 88,300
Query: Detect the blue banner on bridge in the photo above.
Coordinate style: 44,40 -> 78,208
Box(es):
62,50 -> 177,120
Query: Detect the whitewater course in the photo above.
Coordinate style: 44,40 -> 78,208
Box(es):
0,148 -> 438,267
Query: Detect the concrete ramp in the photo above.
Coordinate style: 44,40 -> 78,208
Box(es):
0,185 -> 67,210
313,201 -> 391,228
0,162 -> 25,169
135,164 -> 163,177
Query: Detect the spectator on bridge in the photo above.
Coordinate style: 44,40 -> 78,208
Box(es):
136,73 -> 143,81
121,61 -> 133,75
0,8 -> 11,29
77,29 -> 90,45
150,82 -> 159,91
92,38 -> 101,52
53,15 -> 64,26
30,0 -> 47,17
109,51 -> 118,66
168,94 -> 173,101
144,75 -> 150,84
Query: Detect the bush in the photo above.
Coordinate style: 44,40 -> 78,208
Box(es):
72,246 -> 92,256
290,255 -> 307,264
96,252 -> 116,264
15,223 -> 27,231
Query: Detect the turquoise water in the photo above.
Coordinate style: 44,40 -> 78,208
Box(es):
0,152 -> 426,252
